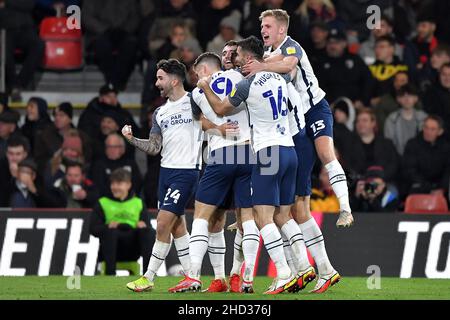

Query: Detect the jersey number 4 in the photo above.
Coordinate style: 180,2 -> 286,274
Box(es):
164,188 -> 181,204
262,86 -> 288,120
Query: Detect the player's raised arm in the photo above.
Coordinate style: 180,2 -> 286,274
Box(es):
121,108 -> 162,155
197,77 -> 235,117
243,54 -> 298,76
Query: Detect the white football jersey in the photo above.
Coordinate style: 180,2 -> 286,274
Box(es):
228,71 -> 294,153
266,36 -> 326,114
191,69 -> 251,152
151,93 -> 203,169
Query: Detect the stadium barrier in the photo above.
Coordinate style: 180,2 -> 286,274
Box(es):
0,209 -> 449,278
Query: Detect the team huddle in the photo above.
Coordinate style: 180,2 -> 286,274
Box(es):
123,9 -> 353,295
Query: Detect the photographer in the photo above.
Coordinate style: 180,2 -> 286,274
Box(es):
351,166 -> 399,213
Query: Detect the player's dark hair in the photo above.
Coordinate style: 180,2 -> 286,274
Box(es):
194,52 -> 222,69
110,167 -> 132,183
375,35 -> 395,47
224,40 -> 238,47
7,136 -> 30,154
425,114 -> 444,129
236,36 -> 265,61
380,14 -> 393,27
157,59 -> 187,82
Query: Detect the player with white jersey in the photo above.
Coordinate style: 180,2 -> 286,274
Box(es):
243,9 -> 347,293
197,36 -> 305,294
124,59 -> 203,293
170,52 -> 260,294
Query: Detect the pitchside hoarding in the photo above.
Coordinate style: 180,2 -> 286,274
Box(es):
0,210 -> 449,278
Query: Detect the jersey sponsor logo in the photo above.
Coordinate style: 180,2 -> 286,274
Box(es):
211,77 -> 234,96
286,46 -> 297,55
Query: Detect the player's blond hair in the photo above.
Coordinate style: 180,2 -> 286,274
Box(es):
259,9 -> 290,29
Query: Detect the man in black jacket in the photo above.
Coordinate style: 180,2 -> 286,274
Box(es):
423,63 -> 450,141
90,168 -> 154,276
354,109 -> 399,183
0,0 -> 44,99
402,115 -> 450,195
78,84 -> 140,144
315,28 -> 374,107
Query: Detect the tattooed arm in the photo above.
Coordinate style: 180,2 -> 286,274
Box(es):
121,106 -> 163,155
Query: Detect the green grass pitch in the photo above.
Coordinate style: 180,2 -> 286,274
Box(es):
1,276 -> 449,300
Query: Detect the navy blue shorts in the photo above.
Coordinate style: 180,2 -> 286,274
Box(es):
293,129 -> 316,196
305,98 -> 334,140
251,146 -> 298,206
195,144 -> 254,209
158,167 -> 200,216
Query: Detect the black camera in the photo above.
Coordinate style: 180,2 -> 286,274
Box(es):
364,181 -> 379,194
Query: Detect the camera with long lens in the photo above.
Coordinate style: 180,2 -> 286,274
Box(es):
364,181 -> 379,194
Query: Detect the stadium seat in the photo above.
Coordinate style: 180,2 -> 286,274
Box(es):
39,17 -> 83,70
100,261 -> 140,276
404,194 -> 449,214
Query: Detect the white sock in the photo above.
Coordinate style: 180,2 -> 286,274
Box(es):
281,219 -> 310,271
230,229 -> 244,276
282,233 -> 298,274
241,220 -> 260,282
299,218 -> 334,276
189,218 -> 209,280
260,223 -> 291,279
174,233 -> 190,275
325,160 -> 351,212
208,230 -> 226,280
144,239 -> 171,281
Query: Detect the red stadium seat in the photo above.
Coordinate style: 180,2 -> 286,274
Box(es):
39,17 -> 83,70
404,194 -> 449,214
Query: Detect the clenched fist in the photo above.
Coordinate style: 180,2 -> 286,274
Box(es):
121,125 -> 133,140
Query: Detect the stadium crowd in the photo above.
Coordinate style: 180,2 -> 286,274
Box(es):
0,0 -> 449,213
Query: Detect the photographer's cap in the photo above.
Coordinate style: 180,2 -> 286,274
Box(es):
365,166 -> 385,180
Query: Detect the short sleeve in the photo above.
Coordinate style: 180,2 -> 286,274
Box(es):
190,90 -> 202,119
149,107 -> 161,135
228,78 -> 251,107
280,38 -> 303,61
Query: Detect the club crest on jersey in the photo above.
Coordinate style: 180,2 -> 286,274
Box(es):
286,47 -> 296,55
276,124 -> 286,135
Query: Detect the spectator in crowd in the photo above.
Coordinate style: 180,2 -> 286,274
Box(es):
301,21 -> 330,67
402,115 -> 450,196
332,97 -> 356,131
0,110 -> 21,159
51,161 -> 98,208
358,15 -> 404,66
0,0 -> 45,101
9,158 -> 57,208
196,0 -> 237,49
403,14 -> 439,75
384,84 -> 427,155
89,168 -> 154,275
34,102 -> 92,172
82,0 -> 140,90
44,129 -> 86,189
20,97 -> 52,153
354,109 -> 399,182
417,44 -> 450,91
0,137 -> 30,207
240,0 -> 269,39
351,166 -> 399,213
206,11 -> 243,56
156,20 -> 191,62
316,28 -> 374,107
78,84 -> 139,143
290,0 -> 336,44
90,133 -> 142,197
177,38 -> 203,90
423,63 -> 450,140
369,36 -> 408,104
310,167 -> 339,213
373,71 -> 410,132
